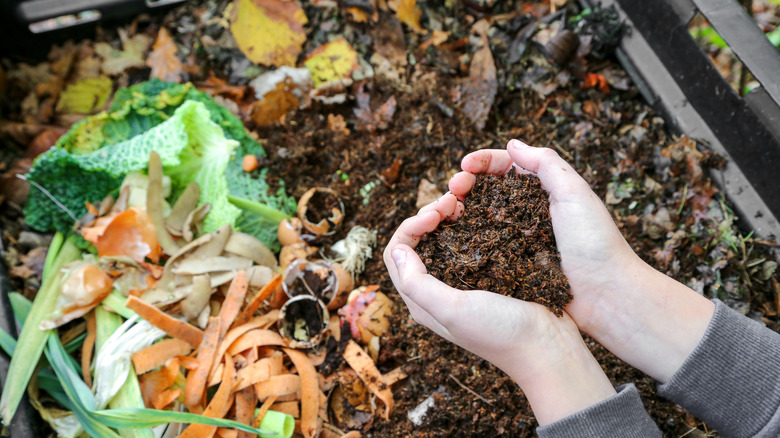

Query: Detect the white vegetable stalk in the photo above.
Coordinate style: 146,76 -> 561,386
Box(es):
93,316 -> 166,409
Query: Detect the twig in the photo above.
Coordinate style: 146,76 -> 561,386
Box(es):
448,374 -> 493,405
747,239 -> 780,248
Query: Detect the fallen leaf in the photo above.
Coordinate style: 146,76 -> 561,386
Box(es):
249,78 -> 300,127
304,38 -> 359,88
327,114 -> 350,136
56,77 -> 113,114
94,29 -> 151,75
372,13 -> 407,66
461,22 -> 497,131
415,179 -> 442,209
0,158 -> 31,207
388,0 -> 426,34
230,0 -> 308,67
354,84 -> 397,133
147,28 -> 183,83
9,246 -> 46,280
419,30 -> 450,50
27,127 -> 67,158
345,7 -> 369,22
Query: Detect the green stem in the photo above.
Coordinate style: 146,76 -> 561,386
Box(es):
228,195 -> 291,224
0,236 -> 81,425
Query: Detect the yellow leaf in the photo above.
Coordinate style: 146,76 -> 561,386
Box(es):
147,28 -> 183,83
56,76 -> 113,114
389,0 -> 426,34
304,38 -> 359,88
230,0 -> 308,67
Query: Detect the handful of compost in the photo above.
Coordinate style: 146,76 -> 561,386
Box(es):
416,170 -> 573,315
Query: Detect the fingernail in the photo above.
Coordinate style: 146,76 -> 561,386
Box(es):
508,139 -> 529,150
392,248 -> 407,268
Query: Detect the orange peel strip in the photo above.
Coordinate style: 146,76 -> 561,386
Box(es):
184,317 -> 221,408
283,348 -> 321,438
235,274 -> 282,326
226,329 -> 284,356
126,296 -> 204,347
132,338 -> 193,375
81,312 -> 96,388
207,311 -> 279,383
271,401 -> 300,418
152,387 -> 182,410
218,270 -> 249,339
235,386 -> 257,438
343,340 -> 394,420
180,354 -> 236,438
253,395 -> 278,429
254,374 -> 301,400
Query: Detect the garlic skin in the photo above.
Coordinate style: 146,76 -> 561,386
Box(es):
331,226 -> 377,276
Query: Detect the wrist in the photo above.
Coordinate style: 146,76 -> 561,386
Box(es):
577,258 -> 715,382
507,321 -> 617,426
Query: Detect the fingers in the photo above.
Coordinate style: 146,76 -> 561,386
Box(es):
506,139 -> 592,202
417,192 -> 459,219
460,149 -> 517,175
448,172 -> 475,199
389,245 -> 465,330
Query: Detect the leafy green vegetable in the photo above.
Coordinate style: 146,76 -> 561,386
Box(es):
0,235 -> 82,425
25,79 -> 295,249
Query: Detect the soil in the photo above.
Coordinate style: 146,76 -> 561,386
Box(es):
416,171 -> 572,316
2,1 -> 778,437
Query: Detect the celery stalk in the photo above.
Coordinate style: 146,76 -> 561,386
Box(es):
0,234 -> 81,424
95,306 -> 154,438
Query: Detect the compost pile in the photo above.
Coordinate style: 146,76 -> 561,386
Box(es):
416,172 -> 572,315
1,0 -> 779,437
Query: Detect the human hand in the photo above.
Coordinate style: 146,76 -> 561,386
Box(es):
383,194 -> 616,425
449,140 -> 714,383
448,140 -> 642,337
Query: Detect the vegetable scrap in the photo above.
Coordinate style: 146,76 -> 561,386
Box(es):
0,107 -> 395,436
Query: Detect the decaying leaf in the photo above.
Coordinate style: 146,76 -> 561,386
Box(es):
94,29 -> 151,75
230,0 -> 308,67
304,39 -> 359,88
388,0 -> 426,34
327,114 -> 349,136
354,84 -> 397,133
250,78 -> 300,127
415,178 -> 442,209
55,76 -> 113,114
147,28 -> 183,83
372,13 -> 407,66
461,21 -> 497,131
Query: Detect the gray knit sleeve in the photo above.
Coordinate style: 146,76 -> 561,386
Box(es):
658,299 -> 780,438
536,383 -> 661,438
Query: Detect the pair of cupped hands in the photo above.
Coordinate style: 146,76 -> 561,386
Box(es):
383,139 -> 715,425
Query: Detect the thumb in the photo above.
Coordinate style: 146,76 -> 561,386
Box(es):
506,139 -> 590,200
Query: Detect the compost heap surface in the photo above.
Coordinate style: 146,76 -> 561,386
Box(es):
2,0 -> 779,436
416,171 -> 572,316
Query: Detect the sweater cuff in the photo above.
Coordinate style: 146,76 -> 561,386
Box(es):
536,384 -> 661,438
658,299 -> 780,438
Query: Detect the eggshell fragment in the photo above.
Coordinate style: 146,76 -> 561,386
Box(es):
297,187 -> 345,236
277,218 -> 304,246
